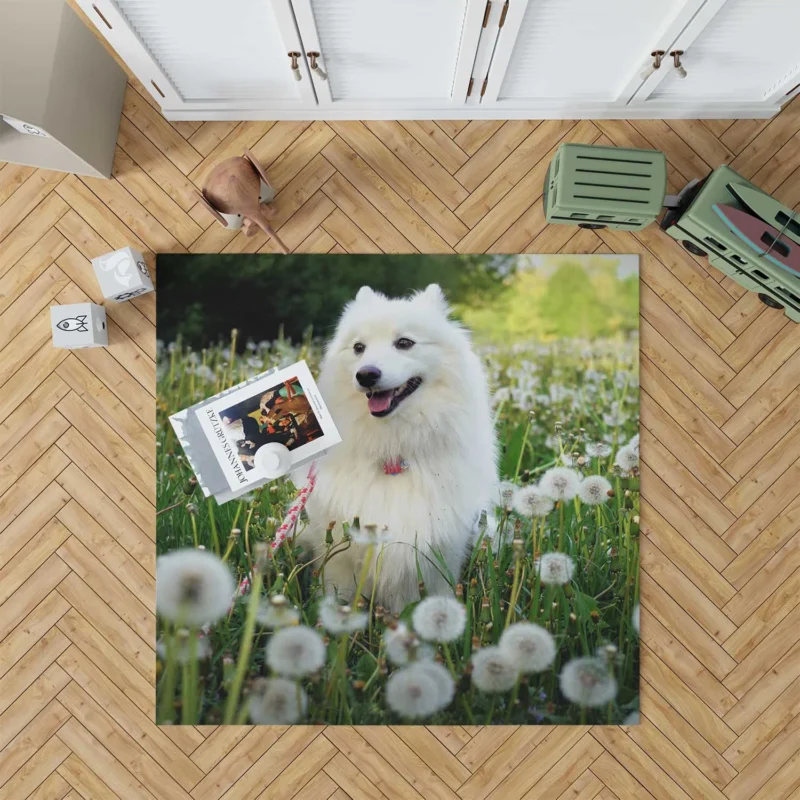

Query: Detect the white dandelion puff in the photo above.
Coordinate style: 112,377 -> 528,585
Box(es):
614,444 -> 639,473
256,594 -> 301,629
319,596 -> 368,635
535,552 -> 576,586
632,604 -> 640,635
412,596 -> 467,643
471,646 -> 519,693
385,623 -> 434,666
578,475 -> 613,506
539,467 -> 581,501
586,442 -> 612,459
496,480 -> 517,509
414,660 -> 455,707
513,485 -> 555,518
156,630 -> 211,664
265,626 -> 326,678
623,711 -> 640,725
559,657 -> 618,707
156,549 -> 235,627
386,661 -> 454,719
350,523 -> 393,545
248,678 -> 307,724
629,433 -> 640,453
499,623 -> 557,674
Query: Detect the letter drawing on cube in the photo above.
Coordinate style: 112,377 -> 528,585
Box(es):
51,303 -> 108,349
91,246 -> 154,302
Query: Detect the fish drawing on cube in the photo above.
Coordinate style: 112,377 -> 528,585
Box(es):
51,302 -> 107,349
92,246 -> 154,302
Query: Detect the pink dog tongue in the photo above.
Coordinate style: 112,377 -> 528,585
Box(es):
368,391 -> 393,414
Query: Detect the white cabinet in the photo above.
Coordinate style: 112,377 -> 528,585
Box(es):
476,0 -> 703,107
80,0 -> 316,111
289,0 -> 486,108
631,0 -> 800,109
77,0 -> 800,120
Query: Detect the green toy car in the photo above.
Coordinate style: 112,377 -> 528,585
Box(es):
544,142 -> 800,322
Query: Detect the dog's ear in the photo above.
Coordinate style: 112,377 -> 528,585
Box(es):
355,286 -> 377,302
415,284 -> 450,315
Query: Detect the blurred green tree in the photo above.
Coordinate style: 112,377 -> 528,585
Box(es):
156,253 -> 513,348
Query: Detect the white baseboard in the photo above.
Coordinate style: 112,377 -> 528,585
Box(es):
163,103 -> 779,122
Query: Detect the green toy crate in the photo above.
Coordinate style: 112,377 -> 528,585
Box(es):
544,143 -> 667,231
660,164 -> 800,323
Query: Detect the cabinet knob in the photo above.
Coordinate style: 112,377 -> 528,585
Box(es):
640,51 -> 665,81
670,50 -> 687,79
307,52 -> 328,81
288,52 -> 302,81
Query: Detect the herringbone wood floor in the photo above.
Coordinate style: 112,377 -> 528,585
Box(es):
3,68 -> 800,800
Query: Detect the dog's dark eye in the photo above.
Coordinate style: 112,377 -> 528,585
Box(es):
395,337 -> 415,350
353,342 -> 366,355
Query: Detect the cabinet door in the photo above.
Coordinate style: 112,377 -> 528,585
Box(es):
634,0 -> 800,106
76,0 -> 316,112
479,0 -> 705,108
289,0 -> 487,108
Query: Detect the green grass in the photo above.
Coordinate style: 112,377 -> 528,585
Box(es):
156,331 -> 640,725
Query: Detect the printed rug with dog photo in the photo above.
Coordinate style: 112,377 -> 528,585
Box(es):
155,253 -> 640,726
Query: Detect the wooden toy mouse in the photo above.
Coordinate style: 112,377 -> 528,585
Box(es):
197,149 -> 289,254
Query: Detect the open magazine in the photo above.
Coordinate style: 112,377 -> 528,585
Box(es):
169,360 -> 340,503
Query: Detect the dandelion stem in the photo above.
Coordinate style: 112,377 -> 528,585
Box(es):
504,560 -> 522,629
442,643 -> 458,679
189,514 -> 199,549
157,625 -> 179,724
223,572 -> 263,724
182,630 -> 200,724
207,498 -> 220,556
506,677 -> 521,723
513,416 -> 532,482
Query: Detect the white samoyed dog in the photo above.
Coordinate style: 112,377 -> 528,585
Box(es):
303,284 -> 497,613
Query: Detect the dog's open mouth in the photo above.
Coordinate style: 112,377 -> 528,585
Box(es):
366,377 -> 422,417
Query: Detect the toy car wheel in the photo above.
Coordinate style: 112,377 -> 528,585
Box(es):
578,223 -> 606,229
758,293 -> 784,310
682,240 -> 707,257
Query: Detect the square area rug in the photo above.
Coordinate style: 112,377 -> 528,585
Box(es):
155,253 -> 640,726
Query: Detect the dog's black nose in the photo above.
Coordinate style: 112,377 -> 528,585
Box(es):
356,366 -> 382,388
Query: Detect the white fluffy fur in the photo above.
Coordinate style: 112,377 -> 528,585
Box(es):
302,284 -> 497,612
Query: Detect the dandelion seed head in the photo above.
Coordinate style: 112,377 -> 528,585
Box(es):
512,485 -> 555,518
496,480 -> 517,509
386,661 -> 454,719
256,594 -> 301,629
156,630 -> 211,664
578,475 -> 613,506
319,596 -> 368,635
412,596 -> 466,643
156,549 -> 235,627
559,656 -> 618,707
471,646 -> 519,693
499,622 -> 556,674
248,678 -> 307,724
623,711 -> 640,725
535,552 -> 576,586
586,442 -> 612,458
539,467 -> 581,501
614,443 -> 639,473
385,623 -> 434,666
265,625 -> 326,677
350,523 -> 393,545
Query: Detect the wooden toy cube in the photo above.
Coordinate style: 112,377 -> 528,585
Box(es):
91,246 -> 154,302
51,302 -> 107,348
